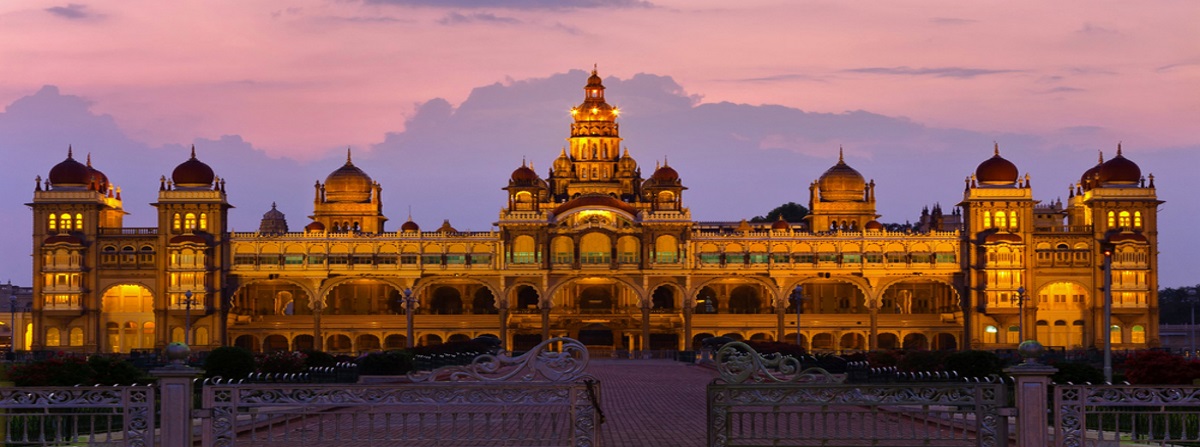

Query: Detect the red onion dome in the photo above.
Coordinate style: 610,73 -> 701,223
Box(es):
1097,145 -> 1141,185
48,146 -> 91,187
864,220 -> 885,231
172,146 -> 215,188
400,219 -> 420,232
771,216 -> 790,231
304,221 -> 326,232
975,144 -> 1019,185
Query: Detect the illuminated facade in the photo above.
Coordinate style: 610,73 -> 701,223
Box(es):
28,69 -> 1161,354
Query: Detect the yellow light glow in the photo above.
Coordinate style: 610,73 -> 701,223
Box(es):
591,108 -> 599,114
570,108 -> 578,115
577,210 -> 614,221
612,108 -> 620,116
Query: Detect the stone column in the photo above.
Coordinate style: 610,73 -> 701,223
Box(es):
640,301 -> 650,358
683,303 -> 693,350
540,307 -> 550,341
1005,341 -> 1056,447
152,343 -> 202,447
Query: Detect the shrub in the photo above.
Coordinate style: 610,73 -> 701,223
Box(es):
897,350 -> 948,372
9,354 -> 95,386
1051,361 -> 1105,385
359,350 -> 414,375
867,350 -> 901,367
302,350 -> 337,368
1122,350 -> 1200,385
944,350 -> 1005,379
745,341 -> 805,358
89,355 -> 152,385
258,351 -> 308,374
204,346 -> 256,379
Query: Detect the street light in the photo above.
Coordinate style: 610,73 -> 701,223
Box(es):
403,288 -> 415,348
184,290 -> 194,346
790,285 -> 804,348
1016,286 -> 1026,343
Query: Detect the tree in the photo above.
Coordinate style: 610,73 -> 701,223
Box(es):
750,202 -> 808,223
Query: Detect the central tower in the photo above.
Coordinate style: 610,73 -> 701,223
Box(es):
549,67 -> 641,201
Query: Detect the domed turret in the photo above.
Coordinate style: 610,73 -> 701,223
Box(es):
569,65 -> 618,127
975,144 -> 1019,186
646,159 -> 679,184
510,161 -> 539,185
1097,144 -> 1141,185
258,202 -> 288,234
304,221 -> 325,233
172,146 -> 216,188
324,149 -> 374,203
617,148 -> 637,173
1080,151 -> 1104,190
48,146 -> 91,187
818,149 -> 866,202
864,220 -> 885,231
771,216 -> 790,231
85,154 -> 110,193
400,218 -> 420,232
553,148 -> 571,174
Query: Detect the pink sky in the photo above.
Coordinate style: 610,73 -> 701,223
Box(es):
1,1 -> 1196,159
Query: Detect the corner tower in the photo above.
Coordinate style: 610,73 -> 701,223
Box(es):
548,67 -> 643,201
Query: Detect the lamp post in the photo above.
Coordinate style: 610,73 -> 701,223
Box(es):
1016,286 -> 1026,343
403,288 -> 415,348
790,285 -> 804,348
1102,249 -> 1113,384
183,290 -> 194,346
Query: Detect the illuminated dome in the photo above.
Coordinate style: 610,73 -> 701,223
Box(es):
864,220 -> 885,231
554,194 -> 638,216
975,144 -> 1019,185
172,146 -> 215,188
1080,151 -> 1104,190
401,219 -> 420,232
510,162 -> 539,185
771,216 -> 790,231
649,163 -> 679,183
48,147 -> 91,187
818,150 -> 866,201
553,148 -> 571,173
324,149 -> 373,203
1097,145 -> 1141,185
571,66 -> 617,124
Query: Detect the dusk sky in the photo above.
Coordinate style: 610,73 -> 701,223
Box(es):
1,1 -> 1197,287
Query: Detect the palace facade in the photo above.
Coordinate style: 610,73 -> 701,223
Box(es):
28,69 -> 1161,354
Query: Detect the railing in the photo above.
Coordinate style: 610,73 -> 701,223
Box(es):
0,385 -> 155,446
707,342 -> 1008,447
1054,385 -> 1200,446
202,337 -> 601,447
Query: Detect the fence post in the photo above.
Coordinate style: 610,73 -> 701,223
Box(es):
151,343 -> 203,447
1004,340 -> 1057,447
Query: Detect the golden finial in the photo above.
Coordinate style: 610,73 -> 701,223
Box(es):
86,153 -> 92,167
1117,142 -> 1123,157
191,145 -> 197,159
1098,150 -> 1104,164
993,142 -> 999,156
592,63 -> 598,75
838,146 -> 844,163
346,147 -> 352,164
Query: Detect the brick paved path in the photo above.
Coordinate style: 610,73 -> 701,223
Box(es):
588,359 -> 717,447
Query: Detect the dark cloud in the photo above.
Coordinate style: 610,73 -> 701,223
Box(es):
843,66 -> 1020,79
929,17 -> 977,25
364,0 -> 652,9
44,4 -> 95,20
438,12 -> 521,25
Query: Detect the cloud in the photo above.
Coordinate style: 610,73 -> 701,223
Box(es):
438,12 -> 521,25
44,4 -> 96,20
730,73 -> 829,83
929,17 -> 977,25
1156,61 -> 1200,73
843,66 -> 1021,79
1041,86 -> 1085,94
1077,22 -> 1121,36
364,0 -> 652,9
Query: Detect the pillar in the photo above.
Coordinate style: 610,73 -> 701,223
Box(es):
1006,343 -> 1056,447
152,345 -> 201,447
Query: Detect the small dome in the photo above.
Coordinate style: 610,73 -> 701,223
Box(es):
818,149 -> 866,201
864,220 -> 885,231
401,219 -> 420,232
85,154 -> 110,192
617,148 -> 637,172
771,216 -> 790,231
648,161 -> 679,183
511,162 -> 539,184
553,148 -> 571,173
304,221 -> 326,232
975,144 -> 1019,185
436,219 -> 457,234
48,147 -> 91,187
1097,145 -> 1141,185
172,146 -> 216,188
324,149 -> 373,203
262,203 -> 285,220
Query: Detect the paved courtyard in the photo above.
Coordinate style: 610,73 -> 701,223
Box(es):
587,359 -> 718,447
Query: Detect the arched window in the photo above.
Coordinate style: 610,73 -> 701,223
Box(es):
74,213 -> 83,229
48,214 -> 57,232
983,211 -> 992,228
1009,212 -> 1018,230
984,325 -> 999,344
46,327 -> 61,347
59,213 -> 71,230
1131,325 -> 1145,344
184,213 -> 197,230
1107,211 -> 1115,228
69,327 -> 84,346
995,211 -> 1007,229
1118,211 -> 1131,227
199,213 -> 208,231
1134,211 -> 1142,228
173,213 -> 182,231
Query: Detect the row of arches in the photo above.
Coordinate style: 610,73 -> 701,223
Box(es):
691,331 -> 959,351
233,332 -> 498,353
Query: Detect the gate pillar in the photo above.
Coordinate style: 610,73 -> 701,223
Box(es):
152,343 -> 203,447
1004,341 -> 1056,447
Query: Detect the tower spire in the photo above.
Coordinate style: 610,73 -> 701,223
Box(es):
1117,142 -> 1123,156
67,145 -> 74,159
838,146 -> 844,163
190,145 -> 197,159
346,147 -> 352,164
993,142 -> 999,156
